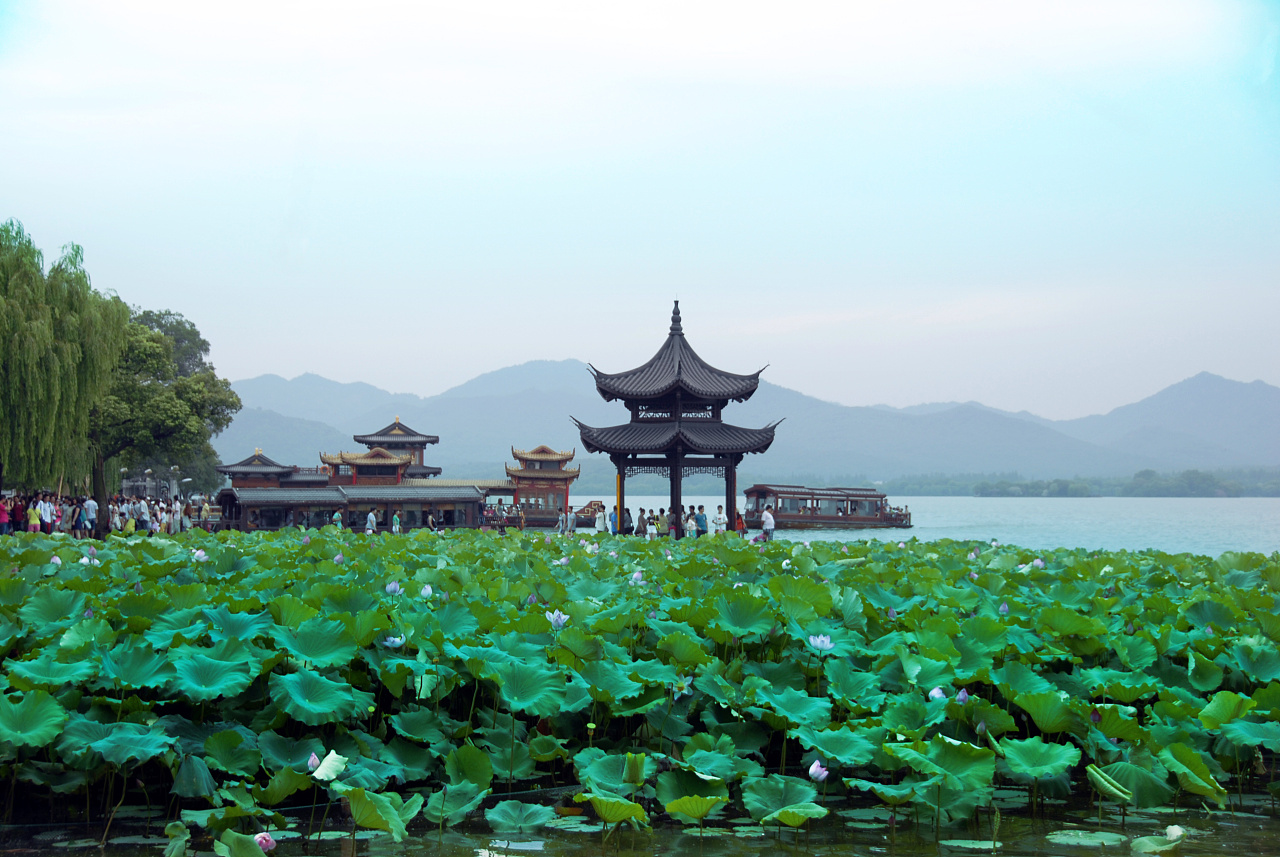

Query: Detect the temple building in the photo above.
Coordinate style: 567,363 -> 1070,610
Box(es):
574,301 -> 778,533
506,446 -> 580,513
215,420 -> 480,530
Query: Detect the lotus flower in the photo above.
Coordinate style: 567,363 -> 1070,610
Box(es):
672,676 -> 692,699
546,609 -> 569,631
557,557 -> 571,565
134,581 -> 143,594
83,608 -> 93,619
898,542 -> 906,549
79,557 -> 90,565
887,607 -> 897,619
969,571 -> 978,580
1165,825 -> 1184,841
928,686 -> 946,701
976,720 -> 987,735
841,546 -> 848,554
733,582 -> 744,589
254,832 -> 276,851
301,535 -> 310,545
192,549 -> 207,562
781,559 -> 791,569
808,760 -> 829,782
544,536 -> 552,544
1126,622 -> 1135,634
956,688 -> 970,704
385,581 -> 403,595
87,546 -> 96,557
525,593 -> 536,605
1032,558 -> 1044,568
629,570 -> 644,586
50,555 -> 61,565
647,610 -> 656,619
991,540 -> 999,547
422,584 -> 434,598
808,634 -> 834,653
609,550 -> 617,558
334,553 -> 344,564
307,752 -> 321,771
759,547 -> 766,554
712,557 -> 720,564
1090,708 -> 1102,724
998,601 -> 1009,616
383,635 -> 405,648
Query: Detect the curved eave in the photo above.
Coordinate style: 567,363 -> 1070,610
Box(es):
588,334 -> 764,404
573,417 -> 779,457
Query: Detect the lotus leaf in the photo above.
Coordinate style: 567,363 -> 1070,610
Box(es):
333,784 -> 424,841
444,743 -> 493,789
422,780 -> 488,826
18,589 -> 86,635
488,661 -> 565,716
998,736 -> 1081,783
96,639 -> 176,690
665,794 -> 729,823
790,724 -> 876,766
485,799 -> 557,833
1157,743 -> 1227,806
213,829 -> 268,857
204,731 -> 262,777
1198,690 -> 1255,729
741,775 -> 817,821
575,791 -> 648,826
171,653 -> 255,702
89,722 -> 176,766
762,802 -> 828,827
172,755 -> 219,800
268,669 -> 372,725
277,617 -> 357,669
0,690 -> 67,749
1098,762 -> 1174,808
8,647 -> 97,690
1013,691 -> 1084,736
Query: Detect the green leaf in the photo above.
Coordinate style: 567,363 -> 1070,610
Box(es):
485,800 -> 557,833
574,791 -> 648,826
312,750 -> 348,782
172,755 -> 219,800
1086,763 -> 1133,804
711,591 -> 775,637
1098,762 -> 1175,808
277,617 -> 357,669
18,589 -> 86,635
1220,720 -> 1280,752
163,822 -> 191,857
89,722 -> 177,767
998,736 -> 1081,783
335,784 -> 423,841
741,775 -> 817,821
789,724 -> 875,766
1157,743 -> 1227,806
96,639 -> 176,690
212,829 -> 266,857
268,669 -> 373,726
423,780 -> 488,827
204,731 -> 262,777
1187,651 -> 1224,692
761,802 -> 828,827
488,661 -> 566,717
665,795 -> 728,823
7,647 -> 97,690
1198,690 -> 1255,729
0,690 -> 67,749
1012,691 -> 1083,736
170,654 -> 255,703
886,735 -> 996,797
445,743 -> 493,790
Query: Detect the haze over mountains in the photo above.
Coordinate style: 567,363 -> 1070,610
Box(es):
215,362 -> 1280,492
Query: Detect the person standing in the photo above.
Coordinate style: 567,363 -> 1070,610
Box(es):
566,503 -> 577,535
712,505 -> 728,535
0,498 -> 9,536
331,508 -> 343,529
761,504 -> 776,542
84,495 -> 98,536
609,506 -> 618,536
735,509 -> 746,538
392,509 -> 401,534
39,493 -> 55,534
635,507 -> 647,539
556,507 -> 567,536
365,508 -> 377,534
595,506 -> 607,534
622,507 -> 633,536
656,508 -> 668,538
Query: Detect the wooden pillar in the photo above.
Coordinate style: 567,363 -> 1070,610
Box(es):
725,457 -> 738,532
615,458 -> 626,534
670,448 -> 683,538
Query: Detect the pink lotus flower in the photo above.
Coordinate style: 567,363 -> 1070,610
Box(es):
307,752 -> 321,771
421,584 -> 434,598
956,688 -> 970,704
87,546 -> 96,556
969,571 -> 979,580
898,542 -> 906,549
50,556 -> 62,565
192,549 -> 207,562
254,831 -> 276,851
83,609 -> 93,619
301,535 -> 310,545
526,593 -> 536,605
808,760 -> 829,782
334,553 -> 344,564
629,570 -> 644,586
383,635 -> 405,648
134,581 -> 143,594
928,686 -> 945,701
385,581 -> 403,595
998,601 -> 1009,616
887,608 -> 897,619
546,609 -> 569,631
1032,558 -> 1044,568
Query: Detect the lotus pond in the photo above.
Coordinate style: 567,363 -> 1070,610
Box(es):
0,529 -> 1278,856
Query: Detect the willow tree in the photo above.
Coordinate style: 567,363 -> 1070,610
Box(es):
0,220 -> 129,491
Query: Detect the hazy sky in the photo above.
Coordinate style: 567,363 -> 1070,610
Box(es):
3,1 -> 1278,419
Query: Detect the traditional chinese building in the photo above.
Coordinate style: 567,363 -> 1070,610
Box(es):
506,446 -> 580,512
574,301 -> 778,534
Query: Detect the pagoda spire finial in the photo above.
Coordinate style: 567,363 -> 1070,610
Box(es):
669,300 -> 683,335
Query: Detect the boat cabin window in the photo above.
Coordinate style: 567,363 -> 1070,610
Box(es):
818,499 -> 838,515
778,497 -> 800,513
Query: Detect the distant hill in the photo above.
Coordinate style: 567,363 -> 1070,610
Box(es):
214,364 -> 1280,491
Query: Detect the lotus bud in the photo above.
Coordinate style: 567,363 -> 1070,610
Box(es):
969,571 -> 979,580
647,611 -> 656,619
991,540 -> 999,547
624,752 -> 646,785
383,635 -> 405,648
587,722 -> 596,732
808,760 -> 829,782
1126,622 -> 1135,634
307,752 -> 321,771
334,553 -> 344,564
526,593 -> 536,605
385,581 -> 403,595
87,546 -> 96,557
546,609 -> 569,631
998,601 -> 1009,616
928,686 -> 945,701
609,551 -> 617,558
956,688 -> 970,704
50,555 -> 61,565
301,535 -> 310,545
976,720 -> 987,735
253,832 -> 276,851
83,608 -> 93,619
887,608 -> 897,619
544,536 -> 552,544
713,558 -> 720,564
759,547 -> 766,554
898,542 -> 906,549
422,584 -> 434,599
840,546 -> 848,554
1090,708 -> 1102,724
1032,558 -> 1044,568
134,581 -> 143,594
1165,825 -> 1184,841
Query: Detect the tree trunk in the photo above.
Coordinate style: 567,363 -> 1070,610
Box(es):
92,448 -> 108,540
0,459 -> 5,494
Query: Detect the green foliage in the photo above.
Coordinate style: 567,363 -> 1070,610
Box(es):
0,528 -> 1274,835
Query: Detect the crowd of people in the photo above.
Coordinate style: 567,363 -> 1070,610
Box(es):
0,493 -> 213,538
551,502 -> 761,539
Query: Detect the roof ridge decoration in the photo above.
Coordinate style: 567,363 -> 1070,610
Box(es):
354,420 -> 439,445
588,300 -> 765,403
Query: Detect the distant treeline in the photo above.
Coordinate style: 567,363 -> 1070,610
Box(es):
572,467 -> 1280,498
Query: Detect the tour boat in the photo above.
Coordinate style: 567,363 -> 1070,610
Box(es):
742,484 -> 912,530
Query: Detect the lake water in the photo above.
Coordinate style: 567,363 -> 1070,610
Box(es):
575,495 -> 1280,556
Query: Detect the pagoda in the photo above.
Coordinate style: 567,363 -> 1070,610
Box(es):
574,301 -> 778,533
320,418 -> 443,484
506,446 -> 580,512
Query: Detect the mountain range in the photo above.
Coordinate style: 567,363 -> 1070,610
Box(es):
213,363 -> 1280,492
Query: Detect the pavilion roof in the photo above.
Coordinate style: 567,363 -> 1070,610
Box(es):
573,418 -> 779,456
320,448 -> 412,466
505,464 -> 581,480
215,450 -> 294,476
353,418 -> 439,447
512,445 -> 575,462
589,301 -> 764,403
404,464 -> 443,478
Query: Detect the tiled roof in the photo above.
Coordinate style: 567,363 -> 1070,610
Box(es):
512,445 -> 575,462
409,479 -> 516,490
743,484 -> 887,500
343,485 -> 486,502
215,451 -> 295,476
353,418 -> 438,446
506,464 -> 581,480
320,448 -> 412,466
279,471 -> 329,484
404,464 -> 443,478
589,301 -> 763,403
222,487 -> 346,505
221,485 -> 485,505
574,418 -> 779,456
